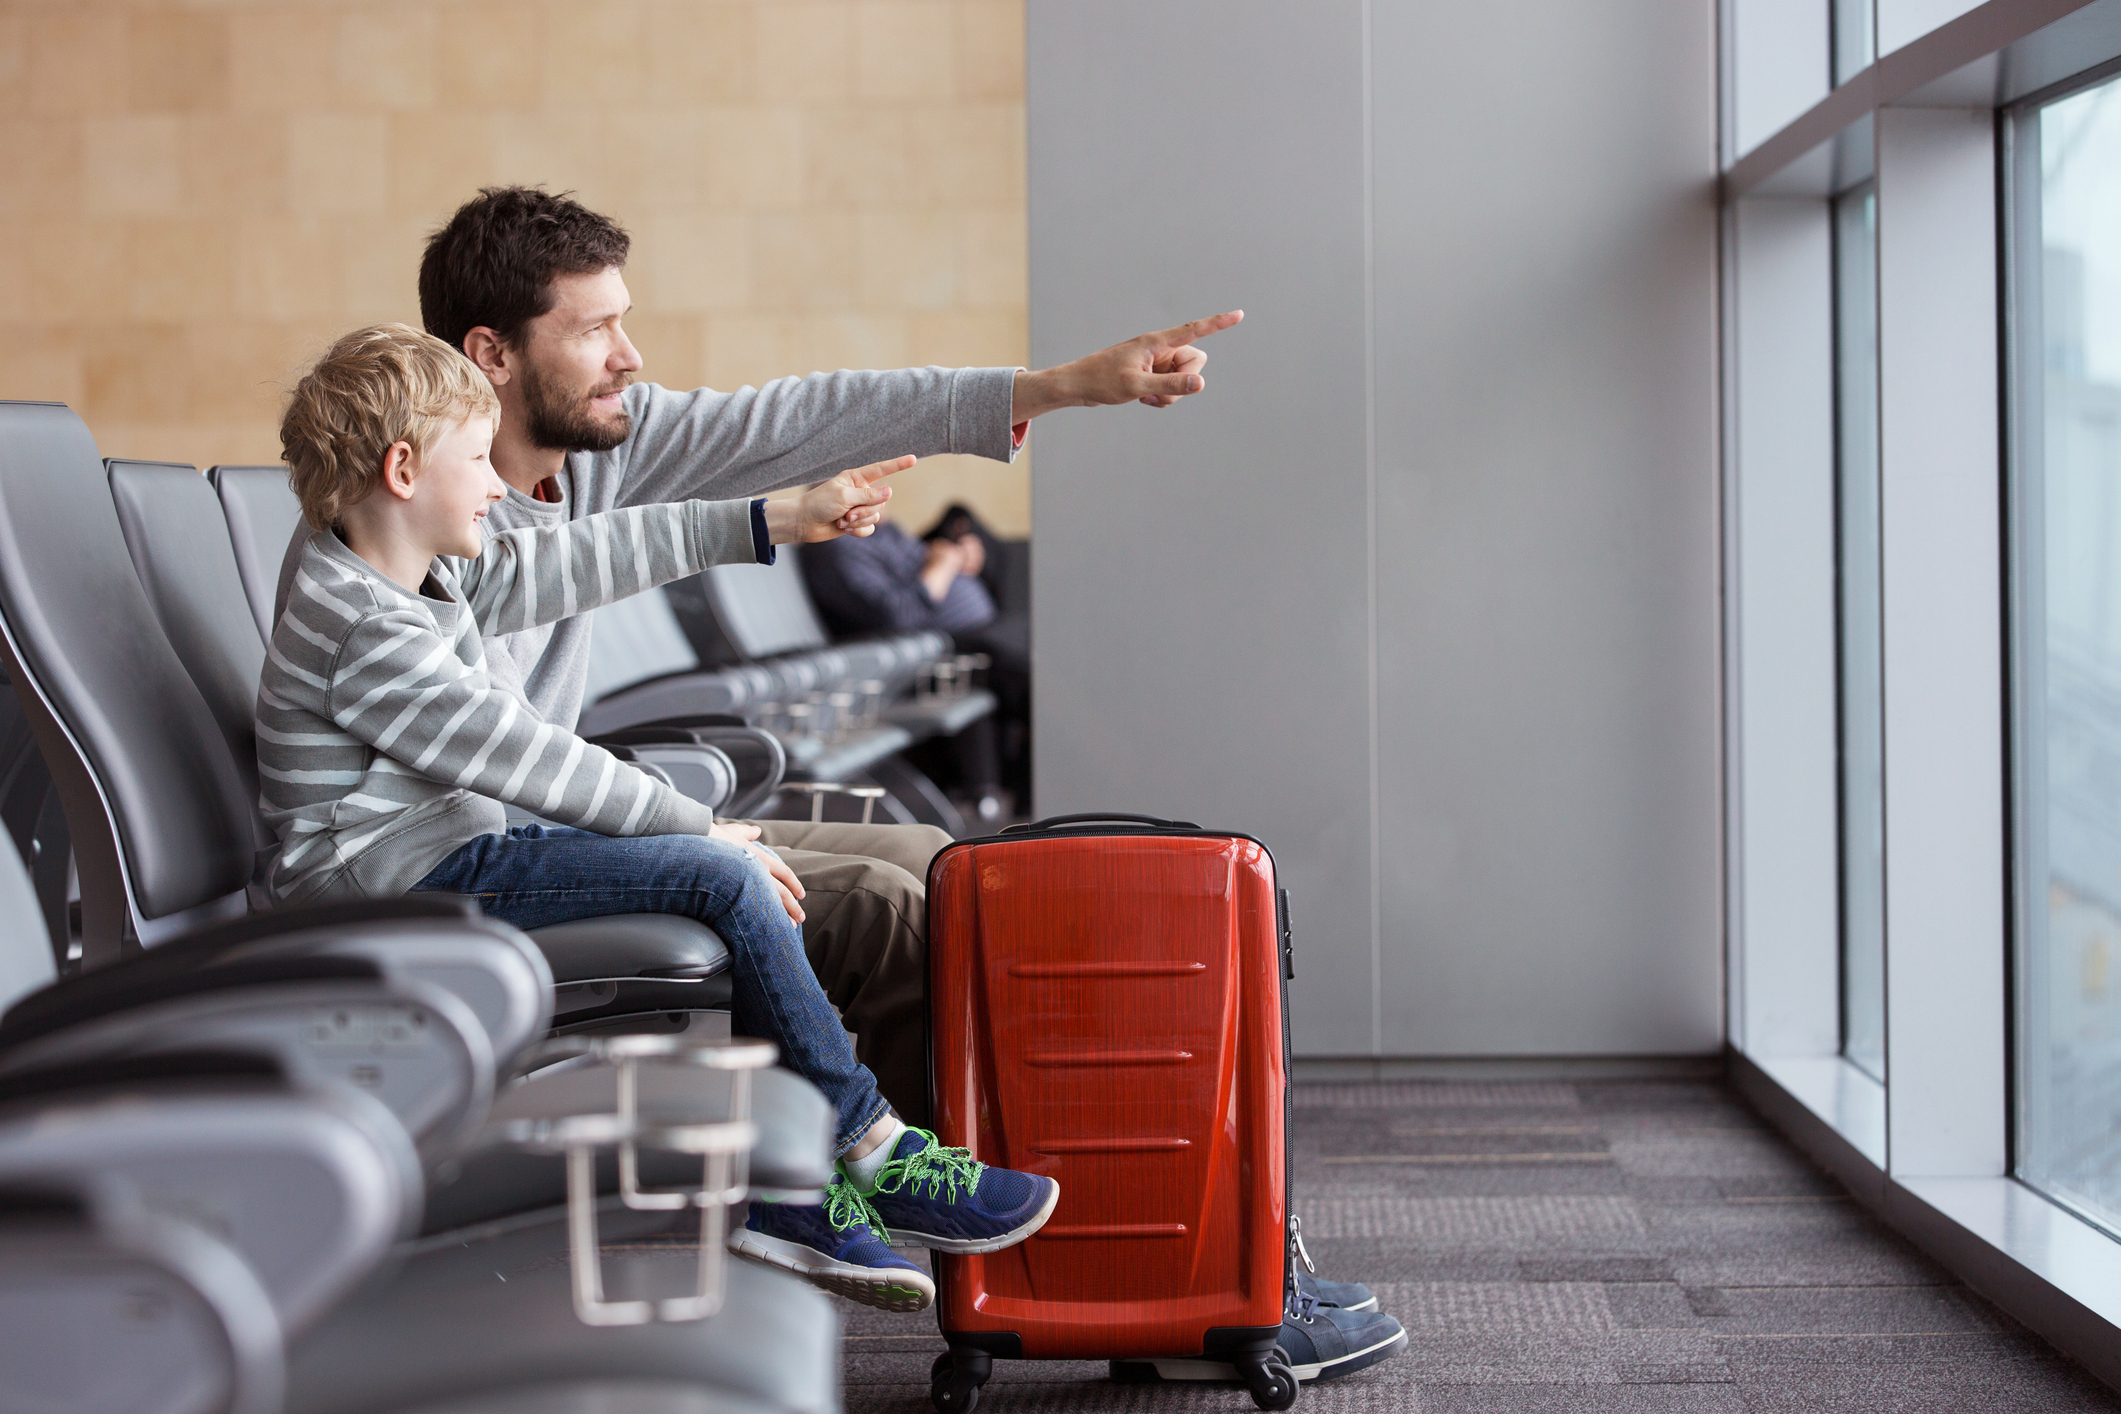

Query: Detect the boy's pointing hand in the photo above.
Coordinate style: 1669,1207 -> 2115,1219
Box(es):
763,455 -> 915,545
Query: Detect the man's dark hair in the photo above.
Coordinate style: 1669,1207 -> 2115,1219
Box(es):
419,187 -> 631,352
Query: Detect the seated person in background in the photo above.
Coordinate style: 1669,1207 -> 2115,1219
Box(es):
801,507 -> 1031,817
260,324 -> 1058,1313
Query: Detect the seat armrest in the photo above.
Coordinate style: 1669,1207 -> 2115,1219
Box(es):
143,897 -> 485,972
578,670 -> 749,737
593,723 -> 784,818
589,738 -> 737,813
526,915 -> 730,986
681,726 -> 784,816
0,953 -> 384,1052
593,717 -> 748,739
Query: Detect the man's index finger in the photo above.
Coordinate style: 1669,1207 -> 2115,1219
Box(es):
1153,310 -> 1244,349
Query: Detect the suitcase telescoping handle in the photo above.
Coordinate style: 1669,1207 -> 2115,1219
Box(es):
1002,811 -> 1201,833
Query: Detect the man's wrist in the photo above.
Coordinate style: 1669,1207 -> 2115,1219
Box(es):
1010,364 -> 1082,423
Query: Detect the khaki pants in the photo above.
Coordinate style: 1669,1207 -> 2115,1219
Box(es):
739,819 -> 952,1127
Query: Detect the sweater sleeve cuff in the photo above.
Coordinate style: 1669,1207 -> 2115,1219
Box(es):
641,787 -> 722,839
949,367 -> 1025,463
683,498 -> 764,571
750,498 -> 776,565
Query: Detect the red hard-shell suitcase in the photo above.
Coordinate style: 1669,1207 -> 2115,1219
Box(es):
926,813 -> 1297,1411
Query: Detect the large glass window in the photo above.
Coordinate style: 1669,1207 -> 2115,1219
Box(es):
1834,181 -> 1887,1083
1832,1 -> 1874,87
2011,73 -> 2121,1234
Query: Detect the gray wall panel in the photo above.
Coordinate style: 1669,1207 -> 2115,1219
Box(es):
1369,0 -> 1722,1054
1028,0 -> 1722,1057
1026,0 -> 1377,1054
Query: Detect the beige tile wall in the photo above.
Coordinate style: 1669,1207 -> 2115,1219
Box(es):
0,0 -> 1031,535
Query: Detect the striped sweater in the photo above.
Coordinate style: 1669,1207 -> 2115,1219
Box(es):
257,498 -> 758,903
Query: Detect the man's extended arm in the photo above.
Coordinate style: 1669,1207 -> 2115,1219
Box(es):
1007,311 -> 1244,418
616,367 -> 1019,508
615,312 -> 1243,508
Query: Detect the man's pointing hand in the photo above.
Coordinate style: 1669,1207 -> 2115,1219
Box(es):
1010,310 -> 1244,422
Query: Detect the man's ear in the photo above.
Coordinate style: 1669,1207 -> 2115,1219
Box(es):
461,327 -> 511,387
380,441 -> 419,502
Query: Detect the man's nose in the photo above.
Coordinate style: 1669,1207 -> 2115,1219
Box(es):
611,323 -> 644,374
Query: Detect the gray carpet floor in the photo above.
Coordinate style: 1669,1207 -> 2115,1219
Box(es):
834,1077 -> 2121,1413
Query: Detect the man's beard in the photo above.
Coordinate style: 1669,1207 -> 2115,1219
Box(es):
519,359 -> 633,453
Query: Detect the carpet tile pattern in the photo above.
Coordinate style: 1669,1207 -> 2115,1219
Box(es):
836,1077 -> 2121,1412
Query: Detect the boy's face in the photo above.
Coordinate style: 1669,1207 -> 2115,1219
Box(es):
408,414 -> 504,559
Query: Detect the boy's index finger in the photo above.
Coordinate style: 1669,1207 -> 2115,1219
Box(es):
1151,310 -> 1244,351
854,454 -> 916,485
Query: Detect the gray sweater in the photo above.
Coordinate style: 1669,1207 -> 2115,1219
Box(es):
273,367 -> 1022,731
257,499 -> 759,903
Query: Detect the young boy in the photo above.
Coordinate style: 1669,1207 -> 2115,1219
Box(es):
261,324 -> 1058,1311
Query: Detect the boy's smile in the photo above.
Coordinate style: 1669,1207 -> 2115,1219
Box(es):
409,414 -> 505,562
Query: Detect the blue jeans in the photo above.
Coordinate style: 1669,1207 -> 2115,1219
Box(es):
412,824 -> 891,1155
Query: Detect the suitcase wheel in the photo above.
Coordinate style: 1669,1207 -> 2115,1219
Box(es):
1238,1349 -> 1300,1411
931,1350 -> 992,1413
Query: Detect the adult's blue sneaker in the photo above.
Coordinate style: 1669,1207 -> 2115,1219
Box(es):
1111,1290 -> 1407,1385
1272,1294 -> 1407,1380
1298,1265 -> 1378,1312
1289,1214 -> 1377,1310
728,1176 -> 936,1312
860,1128 -> 1059,1254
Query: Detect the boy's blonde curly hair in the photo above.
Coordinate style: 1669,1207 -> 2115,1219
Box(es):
280,323 -> 500,532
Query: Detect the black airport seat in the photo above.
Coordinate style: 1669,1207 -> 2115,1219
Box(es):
580,572 -> 924,778
211,461 -> 304,644
693,557 -> 997,745
0,405 -> 255,966
587,561 -> 991,833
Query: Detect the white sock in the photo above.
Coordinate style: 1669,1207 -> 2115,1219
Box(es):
840,1116 -> 907,1193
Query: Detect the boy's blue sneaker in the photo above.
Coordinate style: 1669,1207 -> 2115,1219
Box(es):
728,1176 -> 936,1312
859,1128 -> 1059,1254
1298,1265 -> 1378,1312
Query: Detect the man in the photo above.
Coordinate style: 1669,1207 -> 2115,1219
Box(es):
360,185 -> 1240,1126
353,189 -> 1398,1363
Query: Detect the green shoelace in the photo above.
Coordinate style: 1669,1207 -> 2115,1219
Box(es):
871,1128 -> 985,1203
824,1174 -> 893,1242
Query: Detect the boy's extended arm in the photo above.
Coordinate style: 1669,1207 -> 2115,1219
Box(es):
455,498 -> 757,636
326,608 -> 718,838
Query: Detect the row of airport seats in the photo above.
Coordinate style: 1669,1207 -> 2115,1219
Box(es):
0,868 -> 839,1413
583,561 -> 998,833
0,400 -> 849,1413
209,465 -> 999,835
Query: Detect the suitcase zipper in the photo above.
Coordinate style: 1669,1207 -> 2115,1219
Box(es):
1276,888 -> 1294,979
